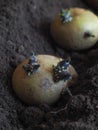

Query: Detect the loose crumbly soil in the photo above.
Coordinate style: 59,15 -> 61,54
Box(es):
0,0 -> 98,130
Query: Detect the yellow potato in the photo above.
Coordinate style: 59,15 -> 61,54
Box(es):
12,55 -> 78,105
51,8 -> 98,50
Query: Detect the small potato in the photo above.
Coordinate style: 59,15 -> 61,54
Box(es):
12,54 -> 78,105
51,8 -> 98,50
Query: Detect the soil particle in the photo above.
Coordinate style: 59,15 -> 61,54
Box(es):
66,95 -> 94,121
19,107 -> 45,128
0,108 -> 11,130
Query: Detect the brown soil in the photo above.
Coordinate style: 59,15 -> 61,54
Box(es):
0,0 -> 98,130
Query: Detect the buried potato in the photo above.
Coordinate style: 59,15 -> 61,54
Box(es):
12,52 -> 78,105
51,8 -> 98,50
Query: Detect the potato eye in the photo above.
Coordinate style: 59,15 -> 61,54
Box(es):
53,60 -> 71,82
23,52 -> 40,76
60,9 -> 72,23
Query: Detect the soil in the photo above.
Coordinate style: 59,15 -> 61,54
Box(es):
0,0 -> 98,130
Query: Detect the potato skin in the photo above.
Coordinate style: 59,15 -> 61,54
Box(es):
51,8 -> 98,50
12,55 -> 78,105
84,0 -> 98,9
